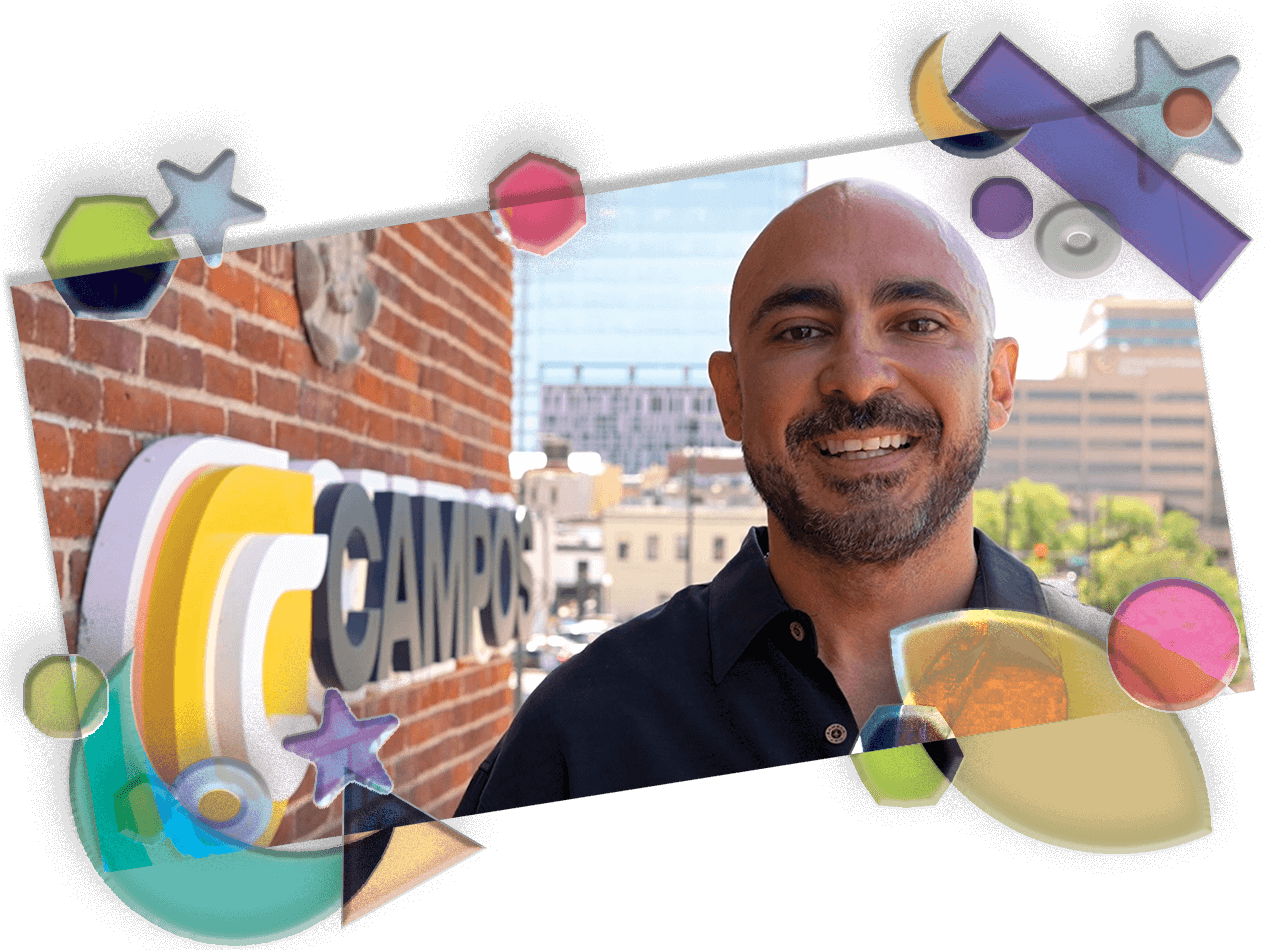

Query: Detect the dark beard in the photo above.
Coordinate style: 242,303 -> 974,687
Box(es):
744,387 -> 990,566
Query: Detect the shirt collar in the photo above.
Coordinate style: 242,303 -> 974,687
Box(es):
706,526 -> 1050,684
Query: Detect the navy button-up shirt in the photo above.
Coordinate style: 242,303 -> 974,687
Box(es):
455,526 -> 1109,814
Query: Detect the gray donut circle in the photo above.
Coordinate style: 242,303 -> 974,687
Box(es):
172,756 -> 273,845
1035,200 -> 1122,278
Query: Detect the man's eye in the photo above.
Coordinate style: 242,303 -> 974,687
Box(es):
779,326 -> 826,341
900,317 -> 945,334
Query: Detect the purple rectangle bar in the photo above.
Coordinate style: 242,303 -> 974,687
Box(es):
950,35 -> 1249,299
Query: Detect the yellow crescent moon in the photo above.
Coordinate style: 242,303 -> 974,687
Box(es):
910,34 -> 989,140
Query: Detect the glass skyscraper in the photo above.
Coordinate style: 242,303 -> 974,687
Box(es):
511,161 -> 808,456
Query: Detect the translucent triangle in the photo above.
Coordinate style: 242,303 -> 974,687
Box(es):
342,821 -> 483,926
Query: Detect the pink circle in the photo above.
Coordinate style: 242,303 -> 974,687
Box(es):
1108,578 -> 1241,711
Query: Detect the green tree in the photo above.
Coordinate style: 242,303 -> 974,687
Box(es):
1079,531 -> 1250,690
973,489 -> 1006,546
1093,496 -> 1157,548
1003,479 -> 1071,552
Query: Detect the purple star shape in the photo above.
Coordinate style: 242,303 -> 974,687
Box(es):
282,688 -> 399,808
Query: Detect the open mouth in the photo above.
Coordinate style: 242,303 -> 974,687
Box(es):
816,433 -> 919,461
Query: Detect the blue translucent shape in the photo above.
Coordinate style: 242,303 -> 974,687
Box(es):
950,35 -> 1249,299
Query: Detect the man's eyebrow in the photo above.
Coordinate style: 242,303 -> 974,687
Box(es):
871,278 -> 971,319
750,284 -> 843,327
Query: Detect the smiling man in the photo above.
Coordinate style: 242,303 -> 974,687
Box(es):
455,180 -> 1110,815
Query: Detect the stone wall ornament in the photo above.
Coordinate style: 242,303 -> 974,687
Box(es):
294,230 -> 379,369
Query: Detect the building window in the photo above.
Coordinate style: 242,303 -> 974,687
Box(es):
1090,415 -> 1143,425
991,436 -> 1019,447
713,536 -> 726,561
650,397 -> 662,412
1151,441 -> 1205,451
1025,391 -> 1081,400
1150,464 -> 1206,473
646,535 -> 659,560
675,535 -> 688,560
1088,462 -> 1142,473
1028,415 -> 1082,425
1153,392 -> 1208,402
617,540 -> 630,560
1150,416 -> 1206,426
1090,439 -> 1142,449
1026,438 -> 1079,449
1088,392 -> 1140,401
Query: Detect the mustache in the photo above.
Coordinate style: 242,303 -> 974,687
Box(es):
785,393 -> 943,452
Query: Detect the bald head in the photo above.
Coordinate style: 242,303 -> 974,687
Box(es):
729,179 -> 996,347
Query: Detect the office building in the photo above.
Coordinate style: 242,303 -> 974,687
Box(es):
538,379 -> 733,472
513,161 -> 807,454
976,298 -> 1230,559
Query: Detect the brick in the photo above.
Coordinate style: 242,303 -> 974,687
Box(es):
335,396 -> 367,435
179,296 -> 232,350
275,422 -> 318,459
256,372 -> 299,414
52,550 -> 65,600
25,358 -> 102,422
15,291 -> 70,352
71,429 -> 136,481
149,287 -> 180,329
207,264 -> 257,313
44,486 -> 96,538
68,549 -> 90,600
64,608 -> 79,654
205,355 -> 253,402
298,384 -> 339,425
236,321 -> 282,365
353,368 -> 385,406
280,337 -> 319,379
393,350 -> 417,383
145,337 -> 204,388
103,379 -> 167,432
235,246 -> 259,266
73,319 -> 142,373
317,430 -> 352,467
174,256 -> 207,287
227,410 -> 271,446
170,398 -> 225,436
258,284 -> 300,328
31,421 -> 69,474
258,243 -> 293,281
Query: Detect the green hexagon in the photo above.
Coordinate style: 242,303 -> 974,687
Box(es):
852,743 -> 954,807
42,195 -> 178,280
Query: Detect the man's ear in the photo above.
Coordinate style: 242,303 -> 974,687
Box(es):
708,350 -> 743,442
987,337 -> 1019,432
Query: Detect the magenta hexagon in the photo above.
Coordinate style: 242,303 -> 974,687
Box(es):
489,153 -> 586,256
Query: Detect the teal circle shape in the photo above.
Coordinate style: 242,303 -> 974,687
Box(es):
69,653 -> 341,944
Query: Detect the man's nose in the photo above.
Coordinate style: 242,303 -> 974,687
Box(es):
817,326 -> 900,404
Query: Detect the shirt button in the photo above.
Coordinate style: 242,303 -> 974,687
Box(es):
789,621 -> 805,641
825,723 -> 848,745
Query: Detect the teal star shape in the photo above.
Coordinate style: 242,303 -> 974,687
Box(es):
1091,32 -> 1240,170
149,149 -> 266,267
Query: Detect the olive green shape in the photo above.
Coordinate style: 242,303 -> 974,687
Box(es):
115,776 -> 164,844
43,195 -> 178,280
852,743 -> 951,807
24,655 -> 108,738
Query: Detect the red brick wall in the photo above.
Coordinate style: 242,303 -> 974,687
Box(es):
15,212 -> 516,823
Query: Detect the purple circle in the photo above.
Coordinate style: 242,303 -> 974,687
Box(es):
971,177 -> 1033,239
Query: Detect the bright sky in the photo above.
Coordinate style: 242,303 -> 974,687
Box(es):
805,144 -> 1192,381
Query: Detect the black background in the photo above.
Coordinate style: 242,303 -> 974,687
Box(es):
9,18 -> 1258,938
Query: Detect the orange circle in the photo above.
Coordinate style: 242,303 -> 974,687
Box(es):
1162,88 -> 1213,138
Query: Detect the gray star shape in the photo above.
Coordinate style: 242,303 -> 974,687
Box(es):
149,149 -> 266,267
1091,32 -> 1240,170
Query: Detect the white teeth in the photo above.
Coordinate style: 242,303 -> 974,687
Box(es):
818,433 -> 915,458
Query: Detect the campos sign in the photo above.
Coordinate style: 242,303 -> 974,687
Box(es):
77,435 -> 536,844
